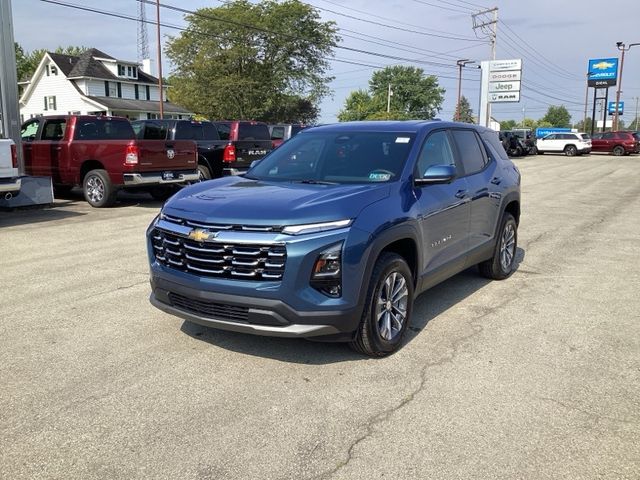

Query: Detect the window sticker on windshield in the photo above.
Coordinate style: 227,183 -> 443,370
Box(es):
369,172 -> 391,181
395,137 -> 410,144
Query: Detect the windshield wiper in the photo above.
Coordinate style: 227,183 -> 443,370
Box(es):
293,179 -> 338,185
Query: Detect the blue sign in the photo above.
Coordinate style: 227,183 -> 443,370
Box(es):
535,127 -> 571,138
588,58 -> 619,87
608,101 -> 624,115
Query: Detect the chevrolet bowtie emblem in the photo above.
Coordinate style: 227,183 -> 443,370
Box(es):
188,229 -> 213,242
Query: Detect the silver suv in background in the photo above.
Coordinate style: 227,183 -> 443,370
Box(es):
536,132 -> 591,156
0,138 -> 20,200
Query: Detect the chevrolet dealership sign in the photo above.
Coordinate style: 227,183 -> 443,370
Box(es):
588,58 -> 618,87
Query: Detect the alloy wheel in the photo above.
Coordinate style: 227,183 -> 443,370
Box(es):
375,271 -> 409,341
86,175 -> 104,203
500,223 -> 516,272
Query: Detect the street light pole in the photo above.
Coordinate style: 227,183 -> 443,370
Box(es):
613,42 -> 639,131
456,59 -> 475,122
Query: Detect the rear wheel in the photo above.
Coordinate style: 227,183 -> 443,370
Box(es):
83,169 -> 116,207
350,253 -> 414,357
197,163 -> 212,181
564,145 -> 577,156
479,212 -> 518,280
613,145 -> 625,156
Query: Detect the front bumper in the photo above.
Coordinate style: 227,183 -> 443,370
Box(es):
123,170 -> 199,186
150,274 -> 361,339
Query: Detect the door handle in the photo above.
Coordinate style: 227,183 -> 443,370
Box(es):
491,176 -> 502,185
54,146 -> 62,151
455,189 -> 468,199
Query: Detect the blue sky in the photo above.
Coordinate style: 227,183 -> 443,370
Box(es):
12,0 -> 640,124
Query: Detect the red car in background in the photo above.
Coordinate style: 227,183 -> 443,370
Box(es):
590,131 -> 639,155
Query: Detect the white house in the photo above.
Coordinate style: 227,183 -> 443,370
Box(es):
19,48 -> 192,122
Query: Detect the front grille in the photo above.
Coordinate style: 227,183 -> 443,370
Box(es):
169,293 -> 249,321
152,228 -> 286,281
162,213 -> 284,233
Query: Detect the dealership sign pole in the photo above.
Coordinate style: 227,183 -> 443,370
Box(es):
479,59 -> 522,128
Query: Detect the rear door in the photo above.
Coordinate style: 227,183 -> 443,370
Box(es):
451,128 -> 501,254
594,132 -> 613,152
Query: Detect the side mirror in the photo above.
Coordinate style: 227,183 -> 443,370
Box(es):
414,164 -> 456,185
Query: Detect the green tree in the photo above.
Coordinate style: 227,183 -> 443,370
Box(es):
574,117 -> 593,132
338,65 -> 445,121
166,0 -> 338,122
541,105 -> 571,128
500,119 -> 517,130
454,95 -> 474,123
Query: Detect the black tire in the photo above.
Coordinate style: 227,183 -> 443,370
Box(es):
197,162 -> 212,181
514,146 -> 523,157
479,212 -> 518,280
612,145 -> 625,156
149,186 -> 176,201
349,253 -> 414,357
82,169 -> 116,207
530,146 -> 538,155
564,145 -> 577,157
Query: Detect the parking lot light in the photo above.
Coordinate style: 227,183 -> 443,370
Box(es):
613,42 -> 640,131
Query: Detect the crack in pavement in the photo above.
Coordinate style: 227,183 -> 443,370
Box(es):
537,396 -> 637,426
313,296 -> 518,480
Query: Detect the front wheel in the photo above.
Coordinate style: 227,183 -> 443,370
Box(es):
564,145 -> 577,156
479,212 -> 518,280
612,145 -> 625,156
83,169 -> 116,207
350,253 -> 414,357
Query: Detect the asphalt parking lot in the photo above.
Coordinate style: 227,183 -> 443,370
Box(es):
1,153 -> 639,480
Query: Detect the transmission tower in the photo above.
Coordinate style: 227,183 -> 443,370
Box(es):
137,1 -> 150,62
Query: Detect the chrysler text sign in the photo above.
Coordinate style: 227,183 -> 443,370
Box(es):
588,58 -> 618,87
488,59 -> 522,104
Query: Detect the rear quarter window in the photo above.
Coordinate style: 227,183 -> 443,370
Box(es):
75,119 -> 134,140
451,129 -> 488,175
238,123 -> 270,141
481,131 -> 509,161
175,121 -> 219,141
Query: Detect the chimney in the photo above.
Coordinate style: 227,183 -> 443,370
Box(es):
141,59 -> 153,75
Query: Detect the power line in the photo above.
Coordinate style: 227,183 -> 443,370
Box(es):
411,0 -> 470,14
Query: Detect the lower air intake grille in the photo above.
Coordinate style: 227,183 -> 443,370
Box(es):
169,293 -> 249,322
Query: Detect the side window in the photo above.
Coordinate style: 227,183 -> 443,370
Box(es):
602,132 -> 614,139
416,130 -> 455,177
216,123 -> 231,141
481,131 -> 509,161
271,126 -> 285,140
131,122 -> 144,138
144,122 -> 168,140
451,129 -> 487,176
544,134 -> 555,140
41,119 -> 67,141
21,120 -> 40,140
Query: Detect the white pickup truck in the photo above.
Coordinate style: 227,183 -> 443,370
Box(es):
0,138 -> 21,200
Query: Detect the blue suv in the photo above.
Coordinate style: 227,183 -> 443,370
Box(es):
147,121 -> 521,356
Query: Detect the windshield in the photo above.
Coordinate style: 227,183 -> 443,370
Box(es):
246,131 -> 416,184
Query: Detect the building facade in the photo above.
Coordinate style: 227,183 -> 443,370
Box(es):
19,48 -> 192,122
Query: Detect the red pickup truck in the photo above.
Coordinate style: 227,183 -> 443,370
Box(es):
20,115 -> 198,207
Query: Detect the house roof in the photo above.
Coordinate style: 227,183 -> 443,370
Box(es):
88,96 -> 192,114
58,48 -> 159,84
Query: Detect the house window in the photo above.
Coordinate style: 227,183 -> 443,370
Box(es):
44,95 -> 57,111
147,113 -> 159,119
146,85 -> 150,101
108,83 -> 117,97
50,65 -> 58,75
134,84 -> 139,100
118,64 -> 126,76
45,65 -> 49,76
117,82 -> 122,98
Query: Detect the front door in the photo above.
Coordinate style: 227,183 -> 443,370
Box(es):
413,129 -> 471,276
30,118 -> 68,182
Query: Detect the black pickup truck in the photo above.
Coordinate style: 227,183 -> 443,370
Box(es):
132,119 -> 273,180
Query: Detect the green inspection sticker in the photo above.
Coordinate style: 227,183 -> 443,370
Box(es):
369,172 -> 391,181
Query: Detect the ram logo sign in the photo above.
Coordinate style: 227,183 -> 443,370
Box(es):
588,58 -> 619,87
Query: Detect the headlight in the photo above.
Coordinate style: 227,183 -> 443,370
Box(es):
282,219 -> 352,235
310,242 -> 343,298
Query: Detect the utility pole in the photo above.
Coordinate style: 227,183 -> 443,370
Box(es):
456,59 -> 475,121
386,83 -> 392,117
583,73 -> 590,132
634,96 -> 639,130
613,42 -> 639,131
472,7 -> 498,127
155,0 -> 164,119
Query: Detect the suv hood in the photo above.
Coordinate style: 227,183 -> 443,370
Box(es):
163,176 -> 391,226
